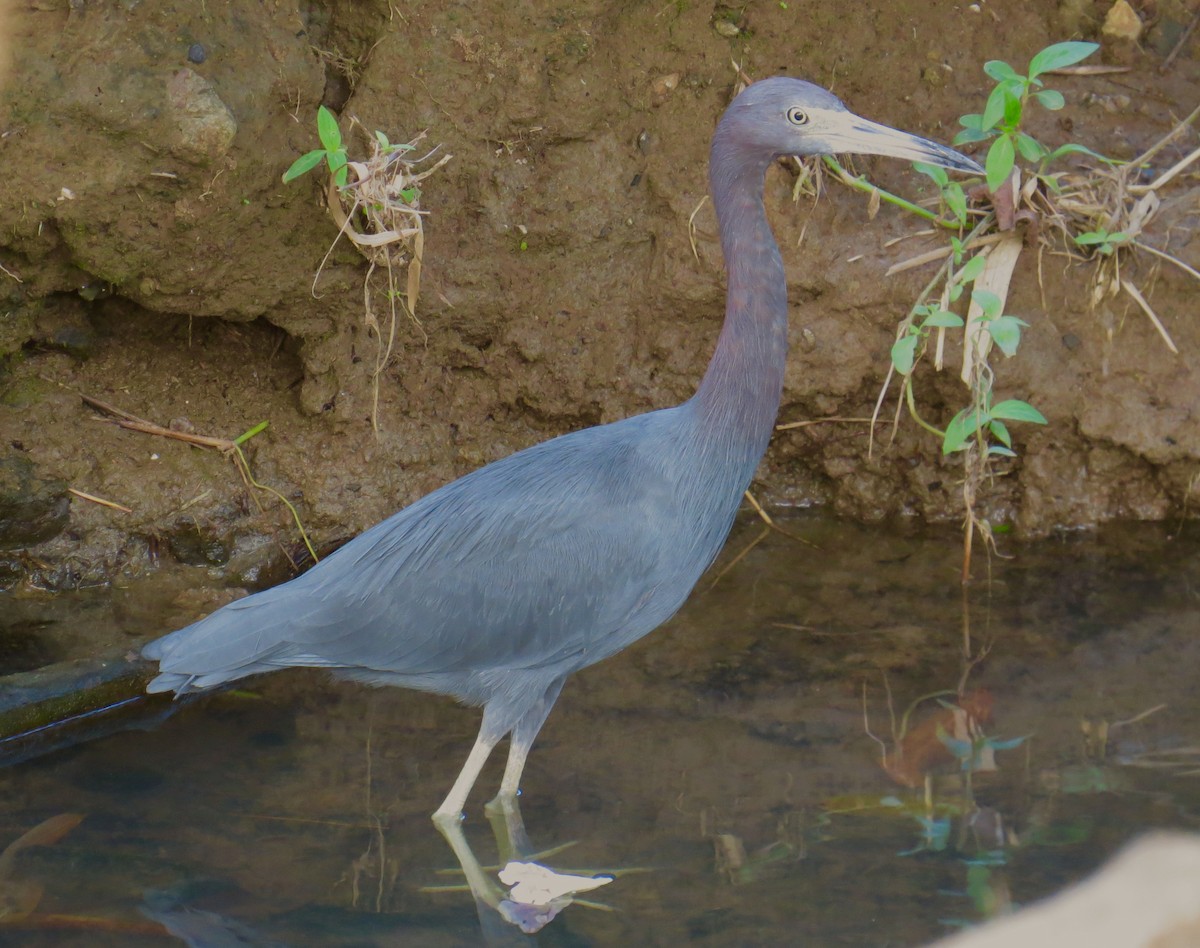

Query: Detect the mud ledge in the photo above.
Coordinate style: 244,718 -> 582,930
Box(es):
0,0 -> 1196,588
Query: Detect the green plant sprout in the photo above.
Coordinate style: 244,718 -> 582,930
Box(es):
843,40 -> 1141,578
814,45 -> 1113,531
230,421 -> 319,567
280,105 -> 450,434
887,240 -> 1046,460
283,105 -> 350,187
1073,227 -> 1131,256
952,41 -> 1101,193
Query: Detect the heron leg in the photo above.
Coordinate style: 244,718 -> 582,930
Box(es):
433,730 -> 500,824
495,679 -> 565,801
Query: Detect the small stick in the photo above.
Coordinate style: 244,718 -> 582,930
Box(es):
1044,65 -> 1132,76
743,489 -> 775,526
1161,8 -> 1199,71
1109,703 -> 1168,730
1135,240 -> 1200,282
706,526 -> 769,590
112,418 -> 234,451
742,490 -> 818,547
776,415 -> 880,431
67,488 -> 132,513
885,232 -> 1008,276
1128,145 -> 1200,195
79,393 -> 150,425
1121,279 -> 1178,354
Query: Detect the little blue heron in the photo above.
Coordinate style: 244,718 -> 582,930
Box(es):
143,78 -> 981,821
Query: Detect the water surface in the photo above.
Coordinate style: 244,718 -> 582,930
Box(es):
2,513 -> 1198,945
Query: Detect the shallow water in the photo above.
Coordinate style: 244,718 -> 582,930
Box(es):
2,513 -> 1199,946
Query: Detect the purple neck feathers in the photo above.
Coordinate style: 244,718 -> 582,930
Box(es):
690,120 -> 790,476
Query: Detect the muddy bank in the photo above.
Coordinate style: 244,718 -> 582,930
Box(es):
0,0 -> 1197,587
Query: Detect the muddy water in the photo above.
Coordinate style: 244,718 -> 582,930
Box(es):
1,513 -> 1198,946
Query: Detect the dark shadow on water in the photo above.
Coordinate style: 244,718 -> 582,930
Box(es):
1,513 -> 1198,945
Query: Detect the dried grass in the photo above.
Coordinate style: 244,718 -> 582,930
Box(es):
315,122 -> 452,432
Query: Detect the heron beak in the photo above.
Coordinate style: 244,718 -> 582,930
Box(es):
824,113 -> 983,175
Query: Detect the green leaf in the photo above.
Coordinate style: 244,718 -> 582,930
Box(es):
981,82 -> 1014,131
1028,41 -> 1099,79
987,315 -> 1026,356
989,418 -> 1012,447
375,130 -> 390,149
986,135 -> 1016,193
936,724 -> 974,760
988,444 -> 1018,457
1040,172 -> 1065,193
891,334 -> 919,375
953,127 -> 993,145
1015,132 -> 1047,162
913,161 -> 949,187
282,149 -> 327,183
1002,88 -> 1024,127
943,408 -> 988,454
1074,230 -> 1119,246
1046,142 -> 1107,164
958,112 -> 985,131
316,105 -> 342,152
924,309 -> 964,329
990,399 -> 1047,424
327,150 -> 348,187
399,187 -> 418,202
972,289 -> 1003,319
945,184 -> 967,225
989,735 -> 1030,751
957,253 -> 987,284
233,420 -> 270,445
983,60 -> 1020,82
1033,89 -> 1065,110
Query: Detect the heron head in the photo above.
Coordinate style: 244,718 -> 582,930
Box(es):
723,77 -> 983,175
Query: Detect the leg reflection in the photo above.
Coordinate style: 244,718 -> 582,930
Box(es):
429,795 -> 617,937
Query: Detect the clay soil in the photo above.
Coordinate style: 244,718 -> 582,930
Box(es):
0,0 -> 1197,589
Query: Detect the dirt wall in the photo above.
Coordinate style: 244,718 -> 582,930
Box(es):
0,0 -> 1196,587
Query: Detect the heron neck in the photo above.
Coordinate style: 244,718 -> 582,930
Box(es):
691,136 -> 788,471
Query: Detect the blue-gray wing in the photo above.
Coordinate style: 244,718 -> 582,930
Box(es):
145,409 -> 709,692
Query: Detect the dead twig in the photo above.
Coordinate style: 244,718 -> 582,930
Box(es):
775,416 -> 881,431
67,488 -> 132,514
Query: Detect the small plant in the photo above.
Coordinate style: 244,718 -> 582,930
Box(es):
1073,227 -> 1131,256
282,106 -> 451,432
857,40 -> 1199,578
952,41 -> 1100,193
863,42 -> 1118,578
888,250 -> 1046,463
283,105 -> 350,188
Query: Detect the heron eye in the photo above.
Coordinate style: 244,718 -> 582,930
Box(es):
787,107 -> 810,126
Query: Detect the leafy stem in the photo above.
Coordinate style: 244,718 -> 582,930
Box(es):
822,156 -> 965,229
